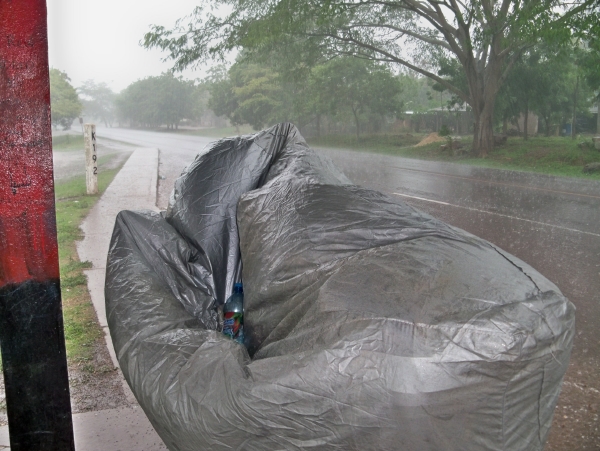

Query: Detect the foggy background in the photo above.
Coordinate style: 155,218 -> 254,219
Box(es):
47,0 -> 204,91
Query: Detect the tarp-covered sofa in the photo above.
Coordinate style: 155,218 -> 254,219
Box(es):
106,123 -> 574,451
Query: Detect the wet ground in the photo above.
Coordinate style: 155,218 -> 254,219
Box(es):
53,139 -> 133,181
96,127 -> 600,450
94,127 -> 215,209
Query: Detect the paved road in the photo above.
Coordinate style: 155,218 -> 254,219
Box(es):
97,127 -> 600,450
97,127 -> 215,208
324,149 -> 600,451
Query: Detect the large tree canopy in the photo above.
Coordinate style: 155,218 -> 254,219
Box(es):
206,57 -> 403,134
499,47 -> 573,138
310,57 -> 404,138
144,0 -> 596,156
116,73 -> 203,128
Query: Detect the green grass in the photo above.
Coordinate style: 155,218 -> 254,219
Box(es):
54,156 -> 120,199
309,133 -> 600,180
309,133 -> 424,152
55,164 -> 124,368
52,134 -> 84,151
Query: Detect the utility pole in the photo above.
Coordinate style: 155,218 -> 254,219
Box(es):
0,1 -> 76,450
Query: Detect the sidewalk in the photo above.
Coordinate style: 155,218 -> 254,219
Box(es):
0,148 -> 168,450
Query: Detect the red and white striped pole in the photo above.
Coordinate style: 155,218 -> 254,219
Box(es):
0,1 -> 75,450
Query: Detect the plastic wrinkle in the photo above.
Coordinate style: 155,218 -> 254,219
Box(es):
106,123 -> 574,451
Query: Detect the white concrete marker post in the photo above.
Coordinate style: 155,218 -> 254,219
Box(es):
84,124 -> 98,195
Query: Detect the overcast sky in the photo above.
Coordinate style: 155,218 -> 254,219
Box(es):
47,0 -> 209,92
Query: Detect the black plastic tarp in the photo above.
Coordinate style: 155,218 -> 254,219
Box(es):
106,123 -> 574,450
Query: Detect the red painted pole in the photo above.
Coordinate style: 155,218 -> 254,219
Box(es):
0,0 -> 75,450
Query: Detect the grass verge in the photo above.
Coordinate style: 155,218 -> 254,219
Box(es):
52,134 -> 84,151
56,165 -> 124,370
309,133 -> 600,180
309,133 -> 423,150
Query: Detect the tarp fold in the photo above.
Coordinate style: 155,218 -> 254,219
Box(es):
106,123 -> 574,451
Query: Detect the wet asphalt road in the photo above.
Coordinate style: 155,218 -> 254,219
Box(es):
96,127 -> 216,208
96,127 -> 600,450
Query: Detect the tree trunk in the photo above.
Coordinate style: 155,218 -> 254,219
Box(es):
471,88 -> 497,157
473,111 -> 494,157
523,99 -> 529,141
597,98 -> 599,134
572,75 -> 579,140
352,107 -> 360,140
467,56 -> 504,157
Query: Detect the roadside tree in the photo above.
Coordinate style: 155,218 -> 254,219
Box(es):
206,61 -> 318,131
143,0 -> 597,156
116,73 -> 200,128
572,5 -> 600,133
229,63 -> 285,130
526,52 -> 574,137
115,77 -> 158,127
205,57 -> 403,135
500,49 -> 559,139
312,58 -> 403,139
577,40 -> 600,134
78,80 -> 116,127
49,68 -> 82,130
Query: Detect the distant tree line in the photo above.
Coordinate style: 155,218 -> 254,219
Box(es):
50,35 -> 600,138
48,71 -> 209,130
115,73 -> 207,129
206,57 -> 406,138
143,0 -> 598,156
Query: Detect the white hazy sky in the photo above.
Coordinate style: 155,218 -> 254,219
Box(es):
47,0 -> 210,93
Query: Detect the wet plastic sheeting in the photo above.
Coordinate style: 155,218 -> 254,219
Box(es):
106,123 -> 574,450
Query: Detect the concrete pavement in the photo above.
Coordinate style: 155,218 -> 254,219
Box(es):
0,147 -> 168,450
0,406 -> 167,451
77,146 -> 160,370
